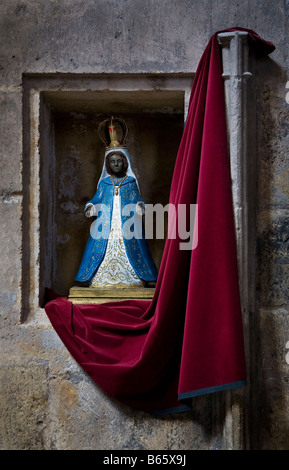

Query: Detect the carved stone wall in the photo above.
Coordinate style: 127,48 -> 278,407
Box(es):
0,0 -> 288,450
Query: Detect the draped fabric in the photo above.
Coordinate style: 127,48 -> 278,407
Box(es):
45,28 -> 275,414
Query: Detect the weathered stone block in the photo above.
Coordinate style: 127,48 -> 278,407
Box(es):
0,362 -> 48,450
259,308 -> 289,377
0,200 -> 22,316
43,367 -> 213,450
258,157 -> 289,209
0,92 -> 22,193
257,83 -> 289,209
256,308 -> 289,449
257,210 -> 289,306
0,0 -> 209,88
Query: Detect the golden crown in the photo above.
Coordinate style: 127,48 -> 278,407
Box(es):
98,116 -> 128,150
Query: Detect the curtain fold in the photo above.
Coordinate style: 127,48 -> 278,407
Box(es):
45,28 -> 275,414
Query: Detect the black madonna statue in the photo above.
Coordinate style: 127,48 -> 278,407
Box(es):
74,116 -> 158,288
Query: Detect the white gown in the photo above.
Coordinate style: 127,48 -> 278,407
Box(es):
90,194 -> 142,287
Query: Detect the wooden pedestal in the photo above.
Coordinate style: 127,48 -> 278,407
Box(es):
68,286 -> 155,304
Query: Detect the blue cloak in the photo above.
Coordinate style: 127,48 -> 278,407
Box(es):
75,176 -> 158,283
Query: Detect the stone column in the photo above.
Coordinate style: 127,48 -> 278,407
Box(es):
214,31 -> 256,450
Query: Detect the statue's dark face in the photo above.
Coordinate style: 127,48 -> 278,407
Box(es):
109,154 -> 125,176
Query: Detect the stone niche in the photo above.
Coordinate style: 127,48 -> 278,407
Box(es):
22,74 -> 194,321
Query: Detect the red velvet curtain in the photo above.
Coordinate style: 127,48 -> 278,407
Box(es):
45,28 -> 275,414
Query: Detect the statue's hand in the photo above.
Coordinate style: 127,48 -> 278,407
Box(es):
136,201 -> 145,216
84,203 -> 94,218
